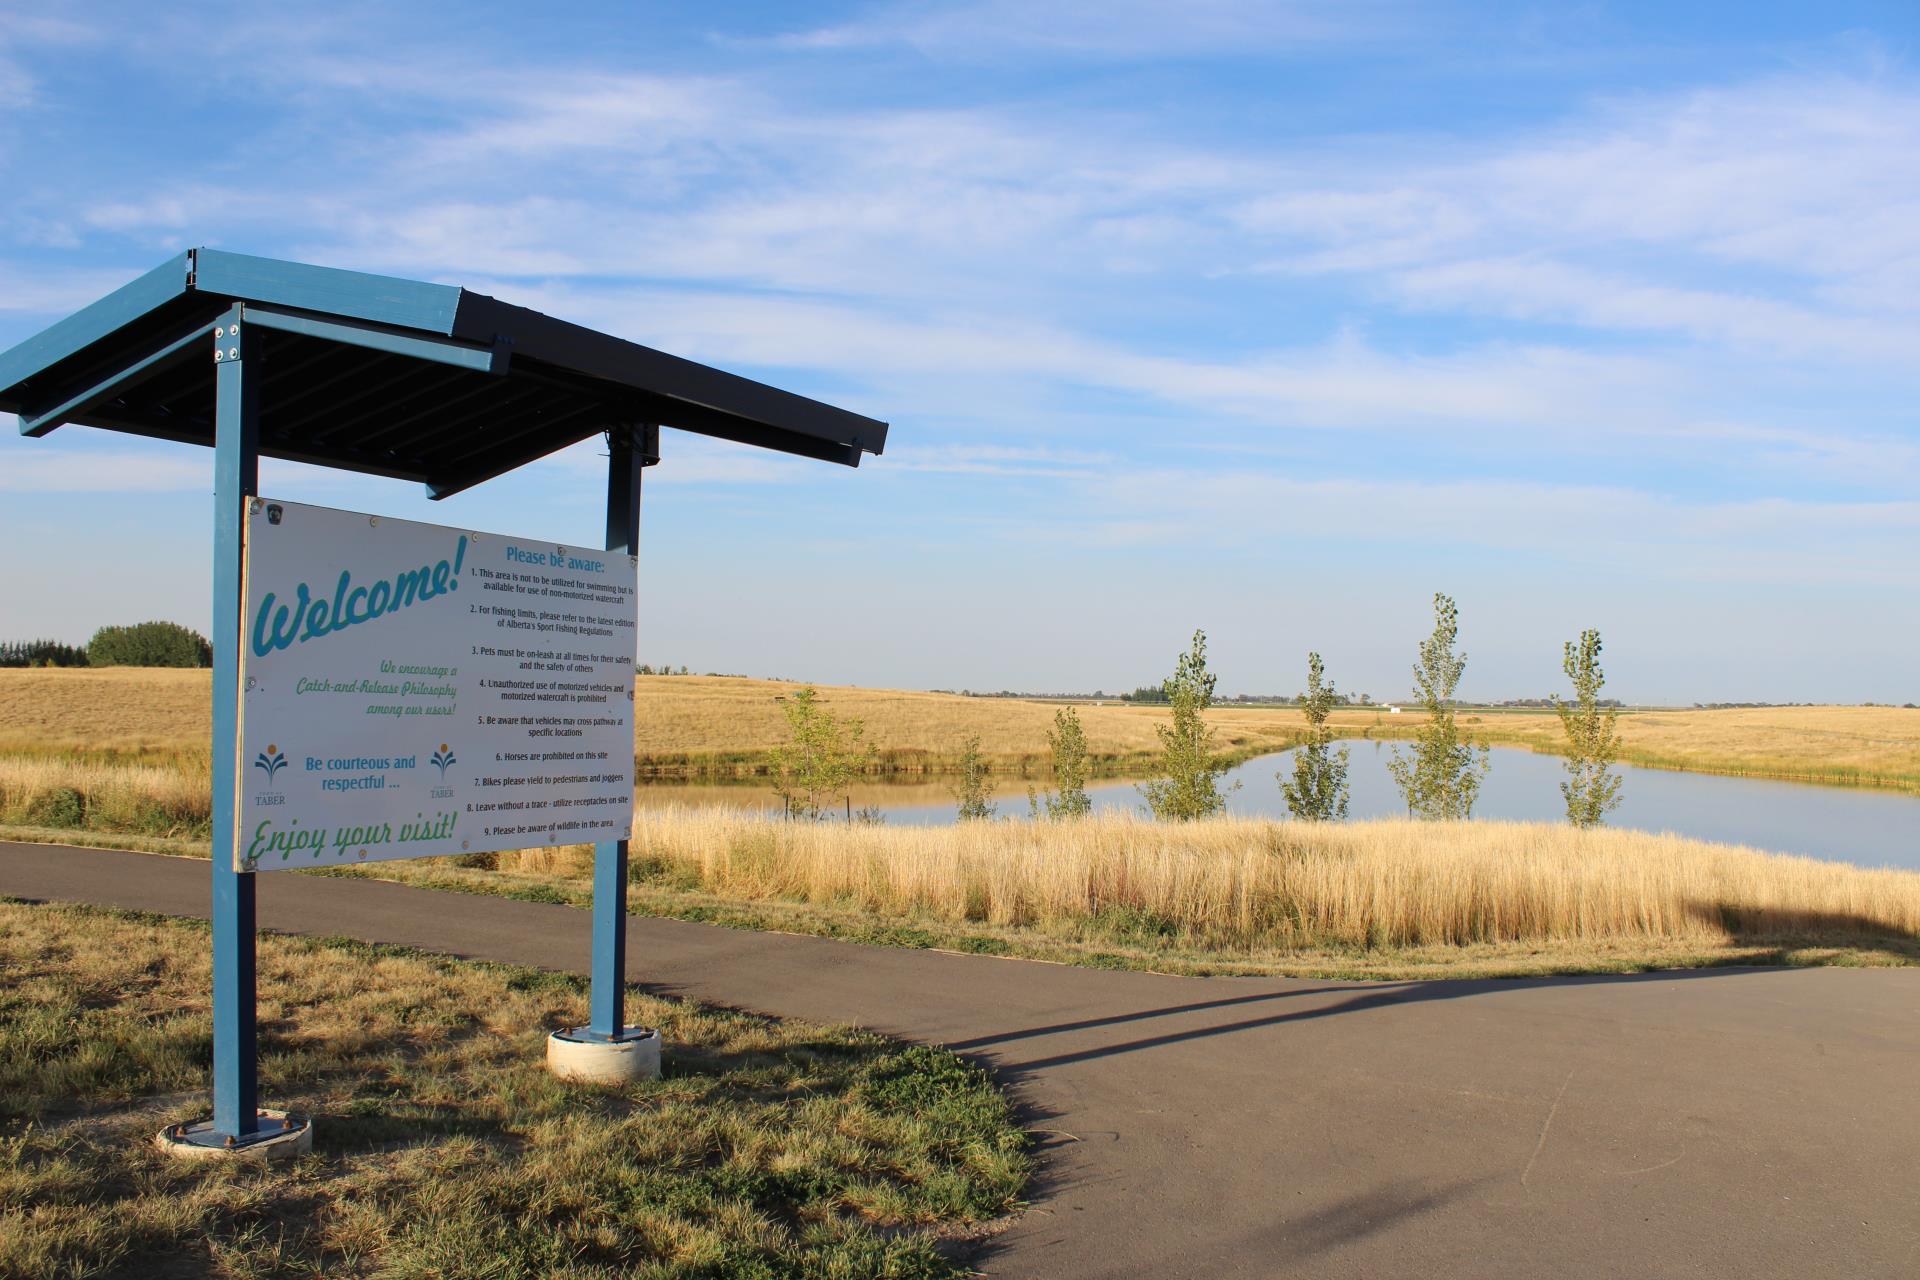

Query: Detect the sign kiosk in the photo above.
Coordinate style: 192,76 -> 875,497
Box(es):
0,249 -> 887,1154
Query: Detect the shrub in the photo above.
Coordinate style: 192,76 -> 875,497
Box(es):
24,786 -> 85,829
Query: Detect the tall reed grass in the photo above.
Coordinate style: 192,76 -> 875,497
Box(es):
500,807 -> 1920,954
0,754 -> 210,838
8,752 -> 1915,961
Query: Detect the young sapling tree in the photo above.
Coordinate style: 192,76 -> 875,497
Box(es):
954,734 -> 997,821
1282,651 -> 1350,822
1030,705 -> 1093,820
1386,593 -> 1489,820
1554,628 -> 1624,828
767,687 -> 873,821
1141,630 -> 1234,821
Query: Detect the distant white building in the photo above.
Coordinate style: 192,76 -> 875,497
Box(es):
1386,705 -> 1402,714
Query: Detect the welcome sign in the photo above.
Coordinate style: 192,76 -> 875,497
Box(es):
237,499 -> 637,872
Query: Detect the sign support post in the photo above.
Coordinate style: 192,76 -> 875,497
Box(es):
210,304 -> 263,1145
588,424 -> 648,1040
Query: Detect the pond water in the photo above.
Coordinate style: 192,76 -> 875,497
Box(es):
638,742 -> 1920,871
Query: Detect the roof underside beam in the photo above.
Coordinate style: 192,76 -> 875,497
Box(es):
15,317 -> 217,438
243,305 -> 508,375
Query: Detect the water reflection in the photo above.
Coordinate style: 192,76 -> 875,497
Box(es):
637,742 -> 1920,871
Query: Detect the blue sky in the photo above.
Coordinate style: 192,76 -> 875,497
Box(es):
0,1 -> 1915,703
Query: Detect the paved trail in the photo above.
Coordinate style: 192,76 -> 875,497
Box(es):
5,842 -> 1917,1278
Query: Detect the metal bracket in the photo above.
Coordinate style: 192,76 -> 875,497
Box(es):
212,311 -> 243,365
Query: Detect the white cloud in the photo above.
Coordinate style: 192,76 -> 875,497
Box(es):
1238,73 -> 1920,364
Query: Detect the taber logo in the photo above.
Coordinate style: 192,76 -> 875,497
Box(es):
253,745 -> 288,785
430,743 -> 458,799
252,744 -> 289,807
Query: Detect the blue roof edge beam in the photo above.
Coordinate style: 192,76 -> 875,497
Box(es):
191,249 -> 464,336
0,251 -> 193,396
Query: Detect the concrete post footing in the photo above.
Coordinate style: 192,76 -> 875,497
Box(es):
155,1109 -> 313,1161
547,1026 -> 662,1084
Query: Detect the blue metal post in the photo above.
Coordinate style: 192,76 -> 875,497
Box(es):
589,425 -> 646,1038
211,305 -> 259,1138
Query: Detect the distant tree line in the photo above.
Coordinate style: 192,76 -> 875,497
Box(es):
2,622 -> 213,668
0,639 -> 88,668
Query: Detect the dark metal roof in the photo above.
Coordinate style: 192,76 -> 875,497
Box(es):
0,248 -> 887,497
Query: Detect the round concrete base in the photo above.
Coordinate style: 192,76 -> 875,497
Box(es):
156,1110 -> 313,1161
547,1026 -> 663,1084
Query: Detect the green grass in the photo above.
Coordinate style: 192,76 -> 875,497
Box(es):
0,900 -> 1030,1279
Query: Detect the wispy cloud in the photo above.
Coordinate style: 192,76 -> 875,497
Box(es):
1071,468 -> 1920,587
0,9 -> 97,111
0,445 -> 208,493
764,0 -> 1390,59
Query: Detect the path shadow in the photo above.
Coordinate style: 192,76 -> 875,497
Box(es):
1682,900 -> 1920,959
978,964 -> 1784,1076
1236,1174 -> 1498,1263
943,985 -> 1376,1052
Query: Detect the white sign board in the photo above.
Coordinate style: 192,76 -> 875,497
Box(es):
237,498 -> 636,872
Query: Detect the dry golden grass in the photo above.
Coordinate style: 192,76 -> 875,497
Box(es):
0,900 -> 1028,1279
7,749 -> 1916,978
0,754 -> 209,838
625,676 -> 1312,773
0,669 -> 1305,773
1456,703 -> 1920,791
4,668 -> 1916,789
0,667 -> 209,763
336,807 -> 1920,979
614,808 -> 1920,953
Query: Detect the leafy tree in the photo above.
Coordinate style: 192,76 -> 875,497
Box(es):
86,621 -> 211,668
1029,706 -> 1092,820
1554,628 -> 1624,828
1140,630 -> 1233,821
1282,652 -> 1350,822
767,687 -> 873,821
953,734 -> 997,821
1385,594 -> 1488,819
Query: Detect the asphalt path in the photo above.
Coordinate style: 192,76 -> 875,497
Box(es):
4,841 -> 1917,1278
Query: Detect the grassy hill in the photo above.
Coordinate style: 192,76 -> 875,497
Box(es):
2,667 -> 1916,790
